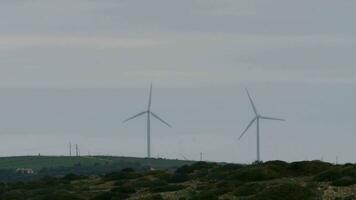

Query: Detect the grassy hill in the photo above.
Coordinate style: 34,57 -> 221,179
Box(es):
0,160 -> 356,199
0,156 -> 109,170
0,156 -> 195,182
0,156 -> 194,171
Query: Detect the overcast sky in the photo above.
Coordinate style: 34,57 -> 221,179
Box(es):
0,0 -> 355,164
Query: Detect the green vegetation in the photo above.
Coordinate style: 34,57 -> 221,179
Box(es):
1,159 -> 356,199
0,156 -> 110,170
0,156 -> 193,171
0,156 -> 194,182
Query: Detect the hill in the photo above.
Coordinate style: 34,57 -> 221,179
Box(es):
0,156 -> 194,182
1,160 -> 356,199
0,156 -> 194,171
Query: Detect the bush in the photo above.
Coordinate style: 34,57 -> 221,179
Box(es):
150,184 -> 186,193
216,181 -> 236,193
104,171 -> 140,181
234,182 -> 265,197
152,171 -> 170,181
111,185 -> 136,194
43,192 -> 85,200
131,177 -> 153,188
188,191 -> 219,200
148,179 -> 168,188
121,168 -> 135,173
221,164 -> 244,171
335,195 -> 356,200
288,161 -> 332,176
230,166 -> 280,182
167,173 -> 189,183
253,183 -> 318,200
314,168 -> 342,182
0,190 -> 27,200
314,165 -> 356,186
142,194 -> 163,200
63,173 -> 87,181
176,162 -> 216,174
90,192 -> 129,200
332,176 -> 356,187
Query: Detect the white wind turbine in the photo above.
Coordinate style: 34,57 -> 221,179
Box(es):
123,84 -> 171,158
239,89 -> 285,162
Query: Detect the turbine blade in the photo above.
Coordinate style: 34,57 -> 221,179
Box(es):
123,111 -> 147,123
260,116 -> 285,121
239,117 -> 257,140
150,112 -> 172,127
246,88 -> 258,115
148,83 -> 153,110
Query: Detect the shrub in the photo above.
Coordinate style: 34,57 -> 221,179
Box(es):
212,181 -> 234,195
150,184 -> 186,193
30,191 -> 85,200
314,165 -> 356,186
111,184 -> 136,194
121,168 -> 135,173
63,173 -> 87,181
188,191 -> 219,200
90,192 -> 129,200
148,179 -> 168,188
335,195 -> 356,200
314,168 -> 343,182
253,183 -> 319,200
41,176 -> 61,185
221,164 -> 244,171
0,190 -> 27,200
230,166 -> 280,182
103,171 -> 140,181
234,182 -> 266,196
288,161 -> 332,176
152,171 -> 170,180
142,194 -> 164,200
167,173 -> 189,183
131,177 -> 153,188
332,176 -> 356,187
176,162 -> 216,174
262,160 -> 289,176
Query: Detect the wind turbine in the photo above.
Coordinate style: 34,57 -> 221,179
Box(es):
239,88 -> 285,162
123,84 -> 171,158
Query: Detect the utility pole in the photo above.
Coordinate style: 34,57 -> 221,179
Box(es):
200,152 -> 203,161
76,144 -> 79,157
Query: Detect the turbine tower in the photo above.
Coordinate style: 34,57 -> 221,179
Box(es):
239,88 -> 285,162
123,84 -> 171,158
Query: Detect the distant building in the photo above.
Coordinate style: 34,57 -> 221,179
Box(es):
16,168 -> 34,174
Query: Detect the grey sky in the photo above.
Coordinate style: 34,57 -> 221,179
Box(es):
0,0 -> 355,163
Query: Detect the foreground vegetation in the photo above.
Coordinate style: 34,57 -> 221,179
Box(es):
2,160 -> 356,199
